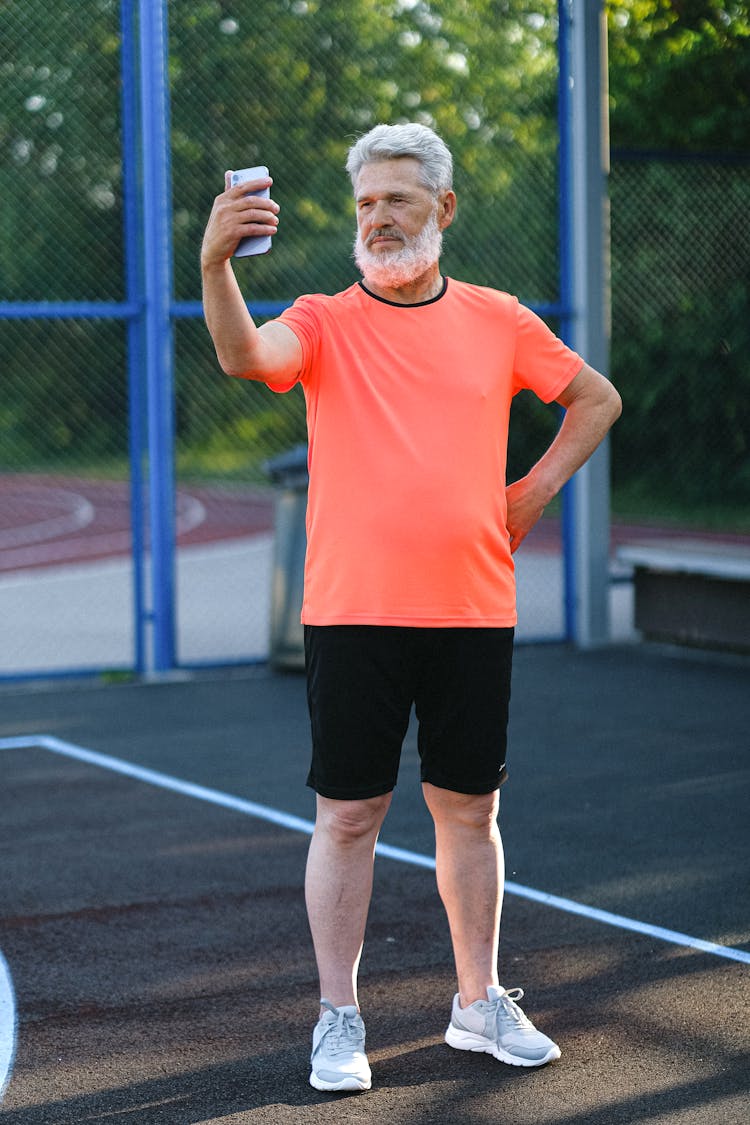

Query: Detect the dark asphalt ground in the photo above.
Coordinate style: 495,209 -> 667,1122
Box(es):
1,642 -> 748,1124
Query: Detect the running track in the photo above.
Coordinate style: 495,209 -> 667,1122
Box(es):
0,475 -> 274,574
2,473 -> 747,576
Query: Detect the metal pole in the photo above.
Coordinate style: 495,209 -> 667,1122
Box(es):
138,0 -> 176,671
563,0 -> 613,647
119,0 -> 146,675
557,0 -> 577,641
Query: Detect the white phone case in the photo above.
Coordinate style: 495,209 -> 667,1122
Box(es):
230,165 -> 272,257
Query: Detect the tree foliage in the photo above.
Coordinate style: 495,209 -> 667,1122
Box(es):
605,2 -> 750,516
169,0 -> 562,302
607,0 -> 750,152
0,0 -> 123,301
0,0 -> 747,517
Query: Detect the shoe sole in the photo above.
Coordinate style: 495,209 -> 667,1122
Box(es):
445,1026 -> 561,1068
309,1070 -> 372,1093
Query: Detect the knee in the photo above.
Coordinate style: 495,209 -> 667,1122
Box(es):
315,793 -> 392,846
423,784 -> 499,835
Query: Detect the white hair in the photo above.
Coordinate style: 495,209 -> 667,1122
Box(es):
345,123 -> 453,195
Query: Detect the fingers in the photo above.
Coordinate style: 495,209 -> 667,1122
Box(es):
203,170 -> 281,268
201,180 -> 280,268
222,174 -> 280,228
226,170 -> 273,196
232,199 -> 280,234
508,529 -> 525,554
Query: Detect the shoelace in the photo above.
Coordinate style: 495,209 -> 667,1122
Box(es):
493,988 -> 534,1030
319,1000 -> 365,1056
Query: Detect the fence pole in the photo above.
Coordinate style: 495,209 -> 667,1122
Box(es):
562,0 -> 612,647
557,0 -> 576,641
120,0 -> 146,675
138,0 -> 176,671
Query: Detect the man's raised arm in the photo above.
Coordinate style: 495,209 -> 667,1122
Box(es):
200,171 -> 302,385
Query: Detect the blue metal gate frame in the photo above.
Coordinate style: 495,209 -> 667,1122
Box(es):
0,0 -> 604,679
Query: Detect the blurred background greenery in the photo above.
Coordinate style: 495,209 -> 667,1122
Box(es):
1,0 -> 748,526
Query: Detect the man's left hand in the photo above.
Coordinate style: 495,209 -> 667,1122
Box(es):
505,474 -> 546,554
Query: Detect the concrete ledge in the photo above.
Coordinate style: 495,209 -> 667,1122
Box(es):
617,539 -> 750,653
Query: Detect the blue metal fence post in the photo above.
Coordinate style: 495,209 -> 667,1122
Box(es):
139,0 -> 176,671
120,0 -> 147,675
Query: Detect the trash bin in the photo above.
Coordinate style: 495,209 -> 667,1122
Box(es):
264,443 -> 308,670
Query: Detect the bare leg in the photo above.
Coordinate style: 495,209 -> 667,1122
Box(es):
305,792 -> 392,1011
422,782 -> 503,1007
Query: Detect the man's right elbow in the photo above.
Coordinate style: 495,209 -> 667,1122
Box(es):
222,363 -> 254,381
218,353 -> 265,382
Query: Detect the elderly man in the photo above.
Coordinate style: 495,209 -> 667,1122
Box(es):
201,122 -> 621,1093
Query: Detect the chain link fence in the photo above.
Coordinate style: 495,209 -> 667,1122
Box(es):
169,0 -> 566,664
2,0 -> 568,677
169,6 -> 566,466
609,153 -> 750,527
0,1 -> 135,677
2,2 -> 746,678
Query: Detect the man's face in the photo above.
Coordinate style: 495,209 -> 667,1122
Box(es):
353,158 -> 448,288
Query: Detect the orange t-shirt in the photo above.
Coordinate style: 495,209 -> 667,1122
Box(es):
272,278 -> 582,627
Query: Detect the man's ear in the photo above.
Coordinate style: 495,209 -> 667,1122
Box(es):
438,189 -> 457,231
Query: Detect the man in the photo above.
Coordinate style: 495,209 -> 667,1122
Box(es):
201,123 -> 621,1094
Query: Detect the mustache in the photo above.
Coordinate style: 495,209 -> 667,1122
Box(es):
366,227 -> 405,248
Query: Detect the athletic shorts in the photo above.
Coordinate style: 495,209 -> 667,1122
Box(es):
304,625 -> 513,800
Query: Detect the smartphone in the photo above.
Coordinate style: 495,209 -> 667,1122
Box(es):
230,165 -> 272,257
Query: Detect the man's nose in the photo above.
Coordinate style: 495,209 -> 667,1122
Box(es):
370,199 -> 394,227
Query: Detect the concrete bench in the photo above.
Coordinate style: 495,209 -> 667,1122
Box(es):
616,539 -> 750,653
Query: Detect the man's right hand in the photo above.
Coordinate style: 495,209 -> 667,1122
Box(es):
200,171 -> 280,269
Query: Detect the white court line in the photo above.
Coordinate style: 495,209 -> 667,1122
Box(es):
0,951 -> 17,1100
3,734 -> 748,964
2,733 -> 746,963
2,736 -> 747,1101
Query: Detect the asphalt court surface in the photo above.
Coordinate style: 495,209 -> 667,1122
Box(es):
1,643 -> 749,1124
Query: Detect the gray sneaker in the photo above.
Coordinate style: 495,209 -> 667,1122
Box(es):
309,999 -> 372,1092
445,985 -> 561,1067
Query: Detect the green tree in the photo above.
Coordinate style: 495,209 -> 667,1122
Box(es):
2,0 -> 565,475
170,0 -> 563,303
605,1 -> 750,520
0,1 -> 123,301
168,0 -> 565,475
607,0 -> 750,152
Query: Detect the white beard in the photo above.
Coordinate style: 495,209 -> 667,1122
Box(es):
354,210 -> 443,289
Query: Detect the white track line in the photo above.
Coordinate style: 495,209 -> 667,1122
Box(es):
0,488 -> 204,572
0,489 -> 95,549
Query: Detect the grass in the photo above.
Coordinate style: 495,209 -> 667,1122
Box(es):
611,485 -> 750,536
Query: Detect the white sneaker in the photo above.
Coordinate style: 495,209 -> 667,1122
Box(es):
445,985 -> 561,1068
309,999 -> 372,1092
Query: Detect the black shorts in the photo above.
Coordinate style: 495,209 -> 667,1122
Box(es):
304,625 -> 513,800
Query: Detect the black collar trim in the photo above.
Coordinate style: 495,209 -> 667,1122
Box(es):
358,277 -> 448,307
